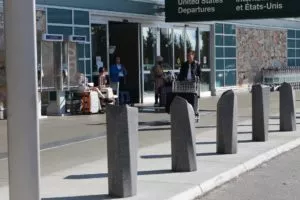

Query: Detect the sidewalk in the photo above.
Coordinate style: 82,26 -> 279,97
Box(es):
1,112 -> 300,200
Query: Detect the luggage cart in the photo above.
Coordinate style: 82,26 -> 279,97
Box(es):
166,77 -> 200,122
262,67 -> 300,91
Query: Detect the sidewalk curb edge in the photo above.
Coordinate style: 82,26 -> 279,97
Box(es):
169,137 -> 300,200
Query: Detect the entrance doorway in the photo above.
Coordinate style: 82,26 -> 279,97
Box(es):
109,21 -> 140,104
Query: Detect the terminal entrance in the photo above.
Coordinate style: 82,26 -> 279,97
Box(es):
109,21 -> 140,104
141,26 -> 211,103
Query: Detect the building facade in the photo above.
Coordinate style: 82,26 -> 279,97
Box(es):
0,0 -> 300,105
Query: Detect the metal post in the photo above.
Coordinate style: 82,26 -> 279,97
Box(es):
209,24 -> 216,96
4,0 -> 41,199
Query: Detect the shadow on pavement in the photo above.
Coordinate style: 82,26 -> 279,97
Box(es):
140,152 -> 218,159
139,121 -> 170,126
42,195 -> 111,200
196,141 -> 216,145
86,123 -> 107,126
199,109 -> 216,112
139,125 -> 217,132
65,169 -> 172,180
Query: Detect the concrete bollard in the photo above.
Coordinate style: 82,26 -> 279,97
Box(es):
280,82 -> 296,131
252,84 -> 270,141
171,96 -> 197,172
106,105 -> 138,198
217,90 -> 237,154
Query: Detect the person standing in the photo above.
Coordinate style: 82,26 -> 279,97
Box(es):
178,50 -> 201,81
151,56 -> 165,105
110,56 -> 127,90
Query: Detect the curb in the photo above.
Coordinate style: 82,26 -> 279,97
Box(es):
169,137 -> 300,200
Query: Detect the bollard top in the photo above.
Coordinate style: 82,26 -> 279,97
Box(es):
218,90 -> 235,108
170,96 -> 188,110
221,89 -> 234,97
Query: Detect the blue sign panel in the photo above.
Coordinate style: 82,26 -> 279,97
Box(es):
69,35 -> 86,43
42,34 -> 64,42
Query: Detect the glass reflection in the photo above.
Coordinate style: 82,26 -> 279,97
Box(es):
160,28 -> 173,70
185,28 -> 197,52
174,28 -> 185,69
142,27 -> 157,71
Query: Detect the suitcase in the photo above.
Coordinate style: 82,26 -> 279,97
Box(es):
81,91 -> 100,114
166,92 -> 198,114
160,86 -> 172,107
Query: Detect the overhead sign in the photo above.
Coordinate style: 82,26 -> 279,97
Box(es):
165,0 -> 300,22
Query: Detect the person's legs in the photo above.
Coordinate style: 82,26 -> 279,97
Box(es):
155,93 -> 159,104
158,86 -> 163,105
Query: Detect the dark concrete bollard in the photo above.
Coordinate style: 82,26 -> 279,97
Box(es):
280,82 -> 296,132
171,96 -> 197,172
217,90 -> 237,154
252,84 -> 270,141
106,105 -> 138,198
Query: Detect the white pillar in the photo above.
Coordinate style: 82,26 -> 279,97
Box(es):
4,0 -> 41,200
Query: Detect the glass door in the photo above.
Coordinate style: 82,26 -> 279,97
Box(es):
199,31 -> 211,92
142,26 -> 158,102
91,23 -> 108,86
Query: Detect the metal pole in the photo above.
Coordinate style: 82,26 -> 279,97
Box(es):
4,0 -> 41,199
209,24 -> 216,96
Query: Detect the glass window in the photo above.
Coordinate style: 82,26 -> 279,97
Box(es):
296,49 -> 300,57
288,30 -> 296,39
224,36 -> 236,46
199,31 -> 210,66
74,10 -> 89,25
224,24 -> 235,35
216,47 -> 224,58
296,31 -> 300,39
142,27 -> 157,71
216,59 -> 224,70
215,24 -> 223,34
47,8 -> 72,24
288,59 -> 296,66
296,40 -> 300,49
288,49 -> 296,57
225,70 -> 236,86
77,60 -> 85,73
85,60 -> 91,75
215,35 -> 223,46
225,47 -> 236,58
174,28 -> 185,69
91,24 -> 107,73
160,28 -> 173,70
296,59 -> 300,66
225,59 -> 236,69
186,28 -> 197,52
216,71 -> 224,87
77,44 -> 85,58
74,27 -> 90,41
47,26 -> 72,40
288,39 -> 296,48
85,44 -> 90,57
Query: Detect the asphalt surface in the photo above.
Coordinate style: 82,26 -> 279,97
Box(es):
0,91 -> 298,188
199,146 -> 300,200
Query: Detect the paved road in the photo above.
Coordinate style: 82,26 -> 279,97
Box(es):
199,146 -> 300,200
0,91 -> 298,188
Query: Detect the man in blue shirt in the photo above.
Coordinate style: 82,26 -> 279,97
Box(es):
110,56 -> 127,90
